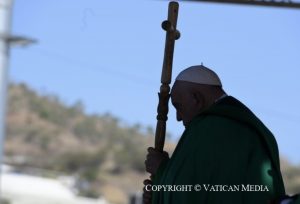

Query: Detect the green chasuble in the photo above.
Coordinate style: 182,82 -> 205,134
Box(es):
152,96 -> 285,204
291,196 -> 300,204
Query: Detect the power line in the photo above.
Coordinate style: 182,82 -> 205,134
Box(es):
21,47 -> 157,87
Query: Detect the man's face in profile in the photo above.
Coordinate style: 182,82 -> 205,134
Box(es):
171,81 -> 204,127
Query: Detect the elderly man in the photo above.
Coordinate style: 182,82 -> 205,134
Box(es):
144,65 -> 286,204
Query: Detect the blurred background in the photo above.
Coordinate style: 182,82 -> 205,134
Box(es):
1,0 -> 300,204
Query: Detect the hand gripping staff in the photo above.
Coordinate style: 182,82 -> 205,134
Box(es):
143,2 -> 180,204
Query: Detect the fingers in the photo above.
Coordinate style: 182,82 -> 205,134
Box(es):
147,147 -> 155,153
145,147 -> 157,174
145,147 -> 170,174
144,159 -> 154,174
147,147 -> 169,157
143,179 -> 152,185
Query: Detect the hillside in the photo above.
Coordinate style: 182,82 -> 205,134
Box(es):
4,83 -> 300,203
4,83 -> 175,204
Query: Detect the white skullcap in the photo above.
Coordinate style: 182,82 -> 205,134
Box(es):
175,65 -> 222,87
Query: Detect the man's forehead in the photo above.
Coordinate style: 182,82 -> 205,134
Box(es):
170,81 -> 181,96
170,83 -> 179,100
171,81 -> 213,98
172,81 -> 196,91
171,81 -> 192,98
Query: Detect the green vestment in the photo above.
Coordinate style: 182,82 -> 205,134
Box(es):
292,196 -> 300,204
152,96 -> 285,204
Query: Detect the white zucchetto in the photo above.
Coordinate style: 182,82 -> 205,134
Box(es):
175,65 -> 222,87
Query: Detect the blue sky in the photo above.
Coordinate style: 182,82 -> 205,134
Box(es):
9,0 -> 300,164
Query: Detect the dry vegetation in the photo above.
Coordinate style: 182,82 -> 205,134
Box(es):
4,83 -> 300,204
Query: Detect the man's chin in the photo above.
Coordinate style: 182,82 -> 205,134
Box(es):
183,120 -> 193,127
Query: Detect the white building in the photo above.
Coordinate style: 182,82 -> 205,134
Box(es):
1,165 -> 109,204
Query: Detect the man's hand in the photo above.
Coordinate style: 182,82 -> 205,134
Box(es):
145,147 -> 169,175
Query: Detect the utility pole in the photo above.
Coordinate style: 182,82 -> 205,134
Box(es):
0,0 -> 13,201
0,0 -> 36,187
0,0 -> 14,173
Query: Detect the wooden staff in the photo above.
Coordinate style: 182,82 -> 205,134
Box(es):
154,2 -> 180,151
155,1 -> 180,152
143,2 -> 180,204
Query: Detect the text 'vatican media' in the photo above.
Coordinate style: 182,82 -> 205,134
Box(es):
145,184 -> 269,192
